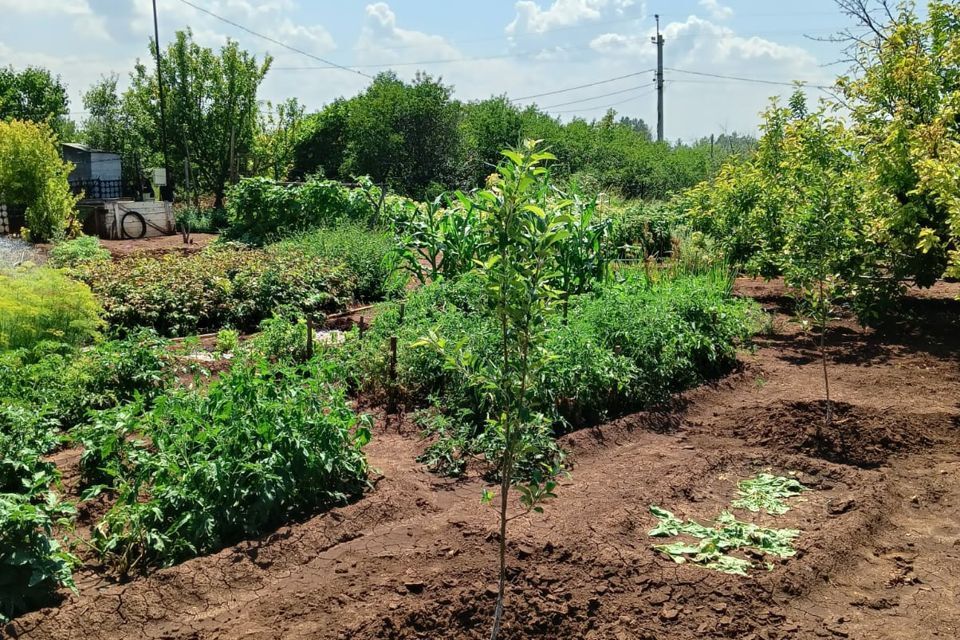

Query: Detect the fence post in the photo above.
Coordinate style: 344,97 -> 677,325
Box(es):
306,317 -> 314,361
388,335 -> 398,414
358,315 -> 366,339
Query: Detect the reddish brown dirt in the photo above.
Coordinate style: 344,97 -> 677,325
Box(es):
99,233 -> 219,258
6,278 -> 960,640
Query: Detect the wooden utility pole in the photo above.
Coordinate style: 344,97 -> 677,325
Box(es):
151,0 -> 173,201
652,14 -> 665,142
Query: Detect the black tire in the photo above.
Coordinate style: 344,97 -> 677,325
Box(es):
120,211 -> 147,239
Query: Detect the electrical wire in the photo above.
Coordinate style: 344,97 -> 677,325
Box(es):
174,0 -> 373,79
550,86 -> 659,114
540,83 -> 654,109
347,8 -> 648,55
511,71 -> 655,102
664,67 -> 832,90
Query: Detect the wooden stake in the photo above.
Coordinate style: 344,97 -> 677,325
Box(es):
305,317 -> 314,361
388,335 -> 398,414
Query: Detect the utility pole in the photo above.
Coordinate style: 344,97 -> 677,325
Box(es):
152,0 -> 172,201
651,14 -> 665,143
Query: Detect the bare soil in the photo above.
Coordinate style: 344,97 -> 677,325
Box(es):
99,233 -> 219,258
6,278 -> 960,640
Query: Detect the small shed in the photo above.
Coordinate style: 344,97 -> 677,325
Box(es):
62,143 -> 123,199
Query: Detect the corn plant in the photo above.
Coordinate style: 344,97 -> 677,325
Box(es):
553,190 -> 611,319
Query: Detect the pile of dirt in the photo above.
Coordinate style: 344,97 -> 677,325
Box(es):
731,400 -> 948,468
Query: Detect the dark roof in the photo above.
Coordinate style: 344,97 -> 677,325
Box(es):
61,142 -> 119,156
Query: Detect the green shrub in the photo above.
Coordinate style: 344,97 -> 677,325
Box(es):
0,119 -> 81,243
0,330 -> 171,433
47,235 -> 111,269
225,175 -> 381,245
242,314 -> 309,363
606,200 -> 682,260
174,206 -> 228,234
332,268 -> 758,475
215,328 -> 239,354
268,226 -> 403,302
91,357 -> 371,572
0,492 -> 77,621
75,244 -> 352,336
0,267 -> 103,351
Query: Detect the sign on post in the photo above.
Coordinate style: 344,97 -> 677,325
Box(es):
151,167 -> 167,186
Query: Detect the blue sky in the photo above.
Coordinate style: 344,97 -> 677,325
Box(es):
0,1 -> 862,140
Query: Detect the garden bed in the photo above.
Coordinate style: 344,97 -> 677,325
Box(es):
7,278 -> 960,639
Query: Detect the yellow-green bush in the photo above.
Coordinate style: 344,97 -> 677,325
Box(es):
0,119 -> 81,243
0,267 -> 103,350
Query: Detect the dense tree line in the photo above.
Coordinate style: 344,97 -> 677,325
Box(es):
289,72 -> 751,200
4,30 -> 751,207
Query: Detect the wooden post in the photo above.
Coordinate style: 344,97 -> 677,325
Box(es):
306,317 -> 314,361
358,315 -> 366,339
388,335 -> 398,414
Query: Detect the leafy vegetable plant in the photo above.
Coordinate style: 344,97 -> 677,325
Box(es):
649,506 -> 800,576
731,473 -> 808,516
91,357 -> 370,574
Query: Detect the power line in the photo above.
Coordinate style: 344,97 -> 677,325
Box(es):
511,71 -> 654,102
540,83 -> 653,109
550,86 -> 659,114
173,0 -> 373,79
664,67 -> 832,90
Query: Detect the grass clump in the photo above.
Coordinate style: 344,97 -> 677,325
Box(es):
268,226 -> 404,301
47,235 -> 110,269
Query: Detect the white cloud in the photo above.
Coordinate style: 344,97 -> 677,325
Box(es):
356,2 -> 459,62
506,0 -> 636,35
0,0 -> 110,40
589,31 -> 653,57
698,0 -> 733,21
272,18 -> 335,53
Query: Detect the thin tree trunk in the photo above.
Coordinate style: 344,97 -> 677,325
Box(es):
819,277 -> 832,437
490,459 -> 510,640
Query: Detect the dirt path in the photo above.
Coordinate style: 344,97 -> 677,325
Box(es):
6,279 -> 960,640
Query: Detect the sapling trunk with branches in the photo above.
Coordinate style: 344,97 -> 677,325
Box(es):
417,141 -> 566,639
777,92 -> 860,440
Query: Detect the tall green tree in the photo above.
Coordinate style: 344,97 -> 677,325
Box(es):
251,97 -> 305,180
459,96 -> 523,186
0,66 -> 70,135
128,29 -> 271,207
835,0 -> 960,283
290,99 -> 350,181
81,74 -> 155,193
343,72 -> 461,199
